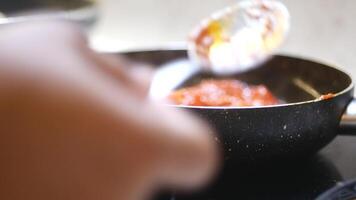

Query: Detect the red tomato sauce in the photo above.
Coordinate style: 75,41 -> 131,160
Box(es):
319,93 -> 335,100
168,79 -> 279,107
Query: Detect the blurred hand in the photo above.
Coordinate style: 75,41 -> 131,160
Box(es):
0,21 -> 219,200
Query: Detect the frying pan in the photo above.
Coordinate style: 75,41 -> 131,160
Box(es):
121,49 -> 356,163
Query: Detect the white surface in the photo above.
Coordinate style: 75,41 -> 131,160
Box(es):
90,0 -> 356,79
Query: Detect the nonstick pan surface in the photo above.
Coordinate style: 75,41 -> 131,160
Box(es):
121,49 -> 355,162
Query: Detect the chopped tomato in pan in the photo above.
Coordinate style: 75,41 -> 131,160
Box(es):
168,79 -> 279,107
319,93 -> 335,100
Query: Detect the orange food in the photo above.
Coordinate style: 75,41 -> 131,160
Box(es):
168,79 -> 279,107
319,93 -> 335,100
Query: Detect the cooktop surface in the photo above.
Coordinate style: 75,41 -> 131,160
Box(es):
155,135 -> 356,200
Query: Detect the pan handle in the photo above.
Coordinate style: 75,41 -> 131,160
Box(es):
339,99 -> 356,135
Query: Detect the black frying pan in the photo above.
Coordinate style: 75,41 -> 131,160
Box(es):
121,49 -> 356,163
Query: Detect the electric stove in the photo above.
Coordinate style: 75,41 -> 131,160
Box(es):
155,135 -> 356,200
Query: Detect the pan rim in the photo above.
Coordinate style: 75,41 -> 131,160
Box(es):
122,47 -> 354,110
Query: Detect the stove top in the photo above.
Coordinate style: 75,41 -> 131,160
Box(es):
155,135 -> 356,200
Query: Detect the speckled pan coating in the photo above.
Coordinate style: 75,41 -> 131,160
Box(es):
122,49 -> 354,163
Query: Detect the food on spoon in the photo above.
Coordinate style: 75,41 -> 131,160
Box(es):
188,0 -> 290,74
168,79 -> 279,107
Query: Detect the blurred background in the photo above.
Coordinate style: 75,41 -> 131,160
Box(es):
89,0 -> 356,81
0,0 -> 355,79
91,0 -> 356,74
